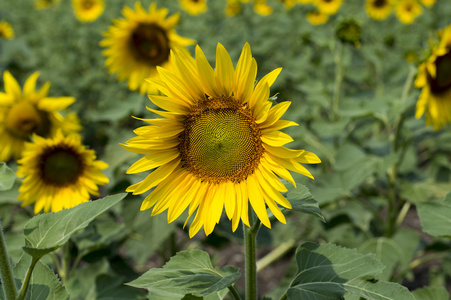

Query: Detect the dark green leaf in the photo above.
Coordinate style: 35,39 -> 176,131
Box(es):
417,192 -> 451,237
283,183 -> 325,222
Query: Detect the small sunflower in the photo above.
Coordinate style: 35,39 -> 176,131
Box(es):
306,10 -> 329,25
34,0 -> 61,9
254,0 -> 273,16
122,43 -> 321,237
279,0 -> 297,9
0,71 -> 81,162
100,2 -> 195,94
395,0 -> 422,24
17,130 -> 109,213
72,0 -> 105,22
415,25 -> 451,130
0,21 -> 14,40
336,19 -> 361,47
179,0 -> 207,15
225,0 -> 242,16
419,0 -> 435,7
314,0 -> 343,15
365,0 -> 393,20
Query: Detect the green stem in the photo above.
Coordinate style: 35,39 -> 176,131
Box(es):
60,241 -> 71,284
16,257 -> 39,300
227,285 -> 242,300
243,209 -> 258,300
0,220 -> 17,300
394,252 -> 449,282
332,41 -> 344,116
279,293 -> 288,300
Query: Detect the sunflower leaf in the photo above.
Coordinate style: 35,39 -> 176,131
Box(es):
287,242 -> 415,300
22,193 -> 126,259
417,192 -> 451,237
126,249 -> 240,299
0,162 -> 16,191
411,286 -> 449,300
282,182 -> 325,222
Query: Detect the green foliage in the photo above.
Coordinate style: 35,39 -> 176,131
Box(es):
0,163 -> 15,192
417,192 -> 451,237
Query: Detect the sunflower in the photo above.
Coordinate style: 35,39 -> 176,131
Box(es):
254,0 -> 273,16
17,131 -> 109,213
365,0 -> 393,20
297,0 -> 312,4
122,43 -> 321,237
100,2 -> 195,94
395,0 -> 422,24
226,0 -> 242,16
0,21 -> 14,40
179,0 -> 207,15
0,71 -> 81,162
314,0 -> 343,15
72,0 -> 105,22
419,0 -> 435,7
34,0 -> 61,9
415,25 -> 451,130
306,10 -> 329,25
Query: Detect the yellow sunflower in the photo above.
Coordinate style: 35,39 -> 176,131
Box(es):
415,25 -> 451,130
34,0 -> 61,9
306,10 -> 329,25
17,130 -> 109,213
0,21 -> 14,40
280,0 -> 298,9
254,0 -> 273,16
0,71 -> 81,162
365,0 -> 393,20
225,0 -> 242,16
395,0 -> 422,24
297,0 -> 312,4
72,0 -> 105,22
100,2 -> 195,94
122,43 -> 321,237
179,0 -> 208,15
419,0 -> 435,7
314,0 -> 343,15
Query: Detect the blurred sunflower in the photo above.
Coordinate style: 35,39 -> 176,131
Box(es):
306,10 -> 329,25
297,0 -> 312,4
314,0 -> 343,15
0,71 -> 81,162
179,0 -> 207,15
17,130 -> 109,213
419,0 -> 435,6
365,0 -> 393,20
0,21 -> 14,40
122,43 -> 321,237
254,0 -> 273,16
226,0 -> 242,16
72,0 -> 105,22
100,2 -> 195,94
415,25 -> 451,130
279,0 -> 297,9
395,0 -> 422,24
34,0 -> 61,9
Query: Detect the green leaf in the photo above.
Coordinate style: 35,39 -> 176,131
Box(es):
288,242 -> 415,300
0,163 -> 16,191
127,250 -> 240,299
411,286 -> 449,300
417,192 -> 451,237
283,183 -> 325,222
22,193 -> 126,259
13,254 -> 68,300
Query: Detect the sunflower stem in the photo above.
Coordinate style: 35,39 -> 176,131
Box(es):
332,41 -> 344,117
0,219 -> 17,300
16,256 -> 39,300
60,241 -> 71,284
243,210 -> 258,300
228,285 -> 242,300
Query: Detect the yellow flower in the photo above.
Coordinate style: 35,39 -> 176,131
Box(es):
17,130 -> 109,213
34,0 -> 61,9
395,0 -> 422,24
420,0 -> 435,6
254,0 -> 273,15
280,0 -> 298,9
72,0 -> 105,22
0,21 -> 14,40
365,0 -> 393,20
415,25 -> 451,130
226,0 -> 242,16
179,0 -> 208,15
100,2 -> 195,94
297,0 -> 312,4
306,10 -> 329,25
314,0 -> 343,15
122,43 -> 321,237
0,71 -> 81,162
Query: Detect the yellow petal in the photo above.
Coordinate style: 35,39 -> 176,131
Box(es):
23,72 -> 40,98
215,43 -> 235,96
4,71 -> 22,99
247,174 -> 271,228
296,151 -> 321,164
131,158 -> 181,194
261,131 -> 293,147
38,97 -> 75,111
195,45 -> 221,98
126,151 -> 179,174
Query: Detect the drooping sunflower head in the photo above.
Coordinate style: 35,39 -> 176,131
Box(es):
225,0 -> 242,16
122,43 -> 321,237
100,2 -> 195,94
415,24 -> 451,130
335,18 -> 361,47
0,71 -> 81,162
179,0 -> 208,15
365,0 -> 393,20
72,0 -> 105,22
306,9 -> 329,25
395,0 -> 422,24
0,21 -> 14,40
314,0 -> 343,15
17,130 -> 109,213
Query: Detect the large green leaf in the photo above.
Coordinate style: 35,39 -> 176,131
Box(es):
411,286 -> 449,300
127,250 -> 240,299
417,192 -> 451,237
0,163 -> 16,191
282,183 -> 325,222
22,193 -> 126,259
287,242 -> 415,300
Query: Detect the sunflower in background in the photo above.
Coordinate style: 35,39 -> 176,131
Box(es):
0,71 -> 81,162
415,24 -> 451,130
395,0 -> 422,24
314,0 -> 343,15
306,9 -> 329,25
225,0 -> 242,16
297,0 -> 312,4
0,21 -> 14,40
100,2 -> 194,94
365,0 -> 393,20
122,43 -> 321,237
179,0 -> 207,15
419,0 -> 435,7
17,130 -> 109,213
72,0 -> 105,22
254,0 -> 273,16
34,0 -> 61,9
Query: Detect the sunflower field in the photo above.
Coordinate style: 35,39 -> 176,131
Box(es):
0,0 -> 451,299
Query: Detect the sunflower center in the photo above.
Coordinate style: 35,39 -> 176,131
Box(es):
81,0 -> 94,10
5,101 -> 51,139
129,24 -> 170,66
374,0 -> 387,7
40,147 -> 83,186
428,51 -> 451,95
179,96 -> 263,183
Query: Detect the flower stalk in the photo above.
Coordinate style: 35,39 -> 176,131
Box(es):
243,209 -> 260,300
0,219 -> 17,300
